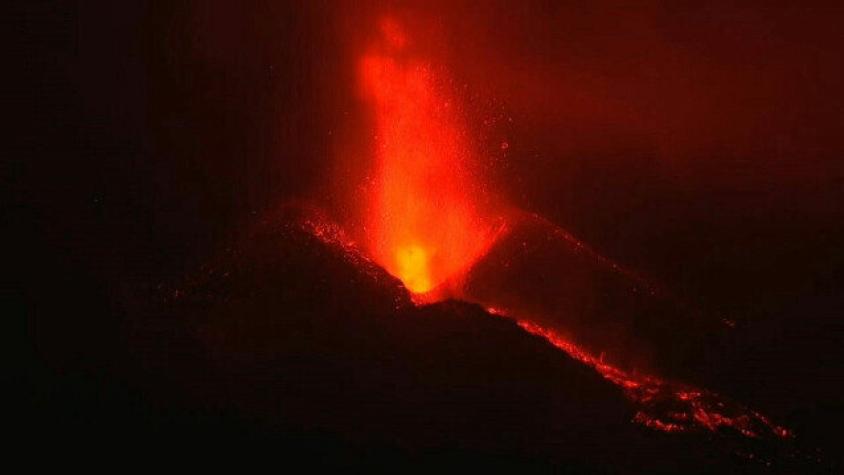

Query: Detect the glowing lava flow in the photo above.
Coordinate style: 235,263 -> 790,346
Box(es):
358,19 -> 500,300
300,209 -> 791,440
507,315 -> 791,439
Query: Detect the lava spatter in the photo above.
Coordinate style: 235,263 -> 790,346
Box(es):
358,17 -> 501,301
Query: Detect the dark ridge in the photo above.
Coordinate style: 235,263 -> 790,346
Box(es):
49,213 -> 817,472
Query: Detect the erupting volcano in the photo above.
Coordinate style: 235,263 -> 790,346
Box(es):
31,1 -> 844,471
309,15 -> 802,446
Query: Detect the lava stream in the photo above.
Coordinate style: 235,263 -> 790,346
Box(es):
513,316 -> 790,439
299,210 -> 790,440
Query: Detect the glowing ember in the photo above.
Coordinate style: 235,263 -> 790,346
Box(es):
358,18 -> 500,299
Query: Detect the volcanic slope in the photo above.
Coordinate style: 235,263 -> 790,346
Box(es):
118,207 -> 822,472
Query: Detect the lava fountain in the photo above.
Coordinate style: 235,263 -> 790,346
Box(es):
357,18 -> 502,300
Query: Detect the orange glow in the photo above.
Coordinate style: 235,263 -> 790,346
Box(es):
358,18 -> 499,299
395,244 -> 431,293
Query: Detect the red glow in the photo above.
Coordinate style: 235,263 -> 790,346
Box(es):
358,18 -> 500,300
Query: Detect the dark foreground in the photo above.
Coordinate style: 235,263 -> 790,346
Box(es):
26,211 -> 833,472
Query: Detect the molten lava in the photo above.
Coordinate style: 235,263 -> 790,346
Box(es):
510,317 -> 791,439
358,19 -> 499,299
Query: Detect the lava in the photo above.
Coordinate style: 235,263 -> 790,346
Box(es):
513,317 -> 791,439
357,18 -> 500,300
299,208 -> 791,441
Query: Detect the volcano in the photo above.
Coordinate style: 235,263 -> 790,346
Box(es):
117,206 -> 812,471
22,1 -> 844,472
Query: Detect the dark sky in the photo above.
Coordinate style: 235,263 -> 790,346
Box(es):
23,0 -> 843,283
